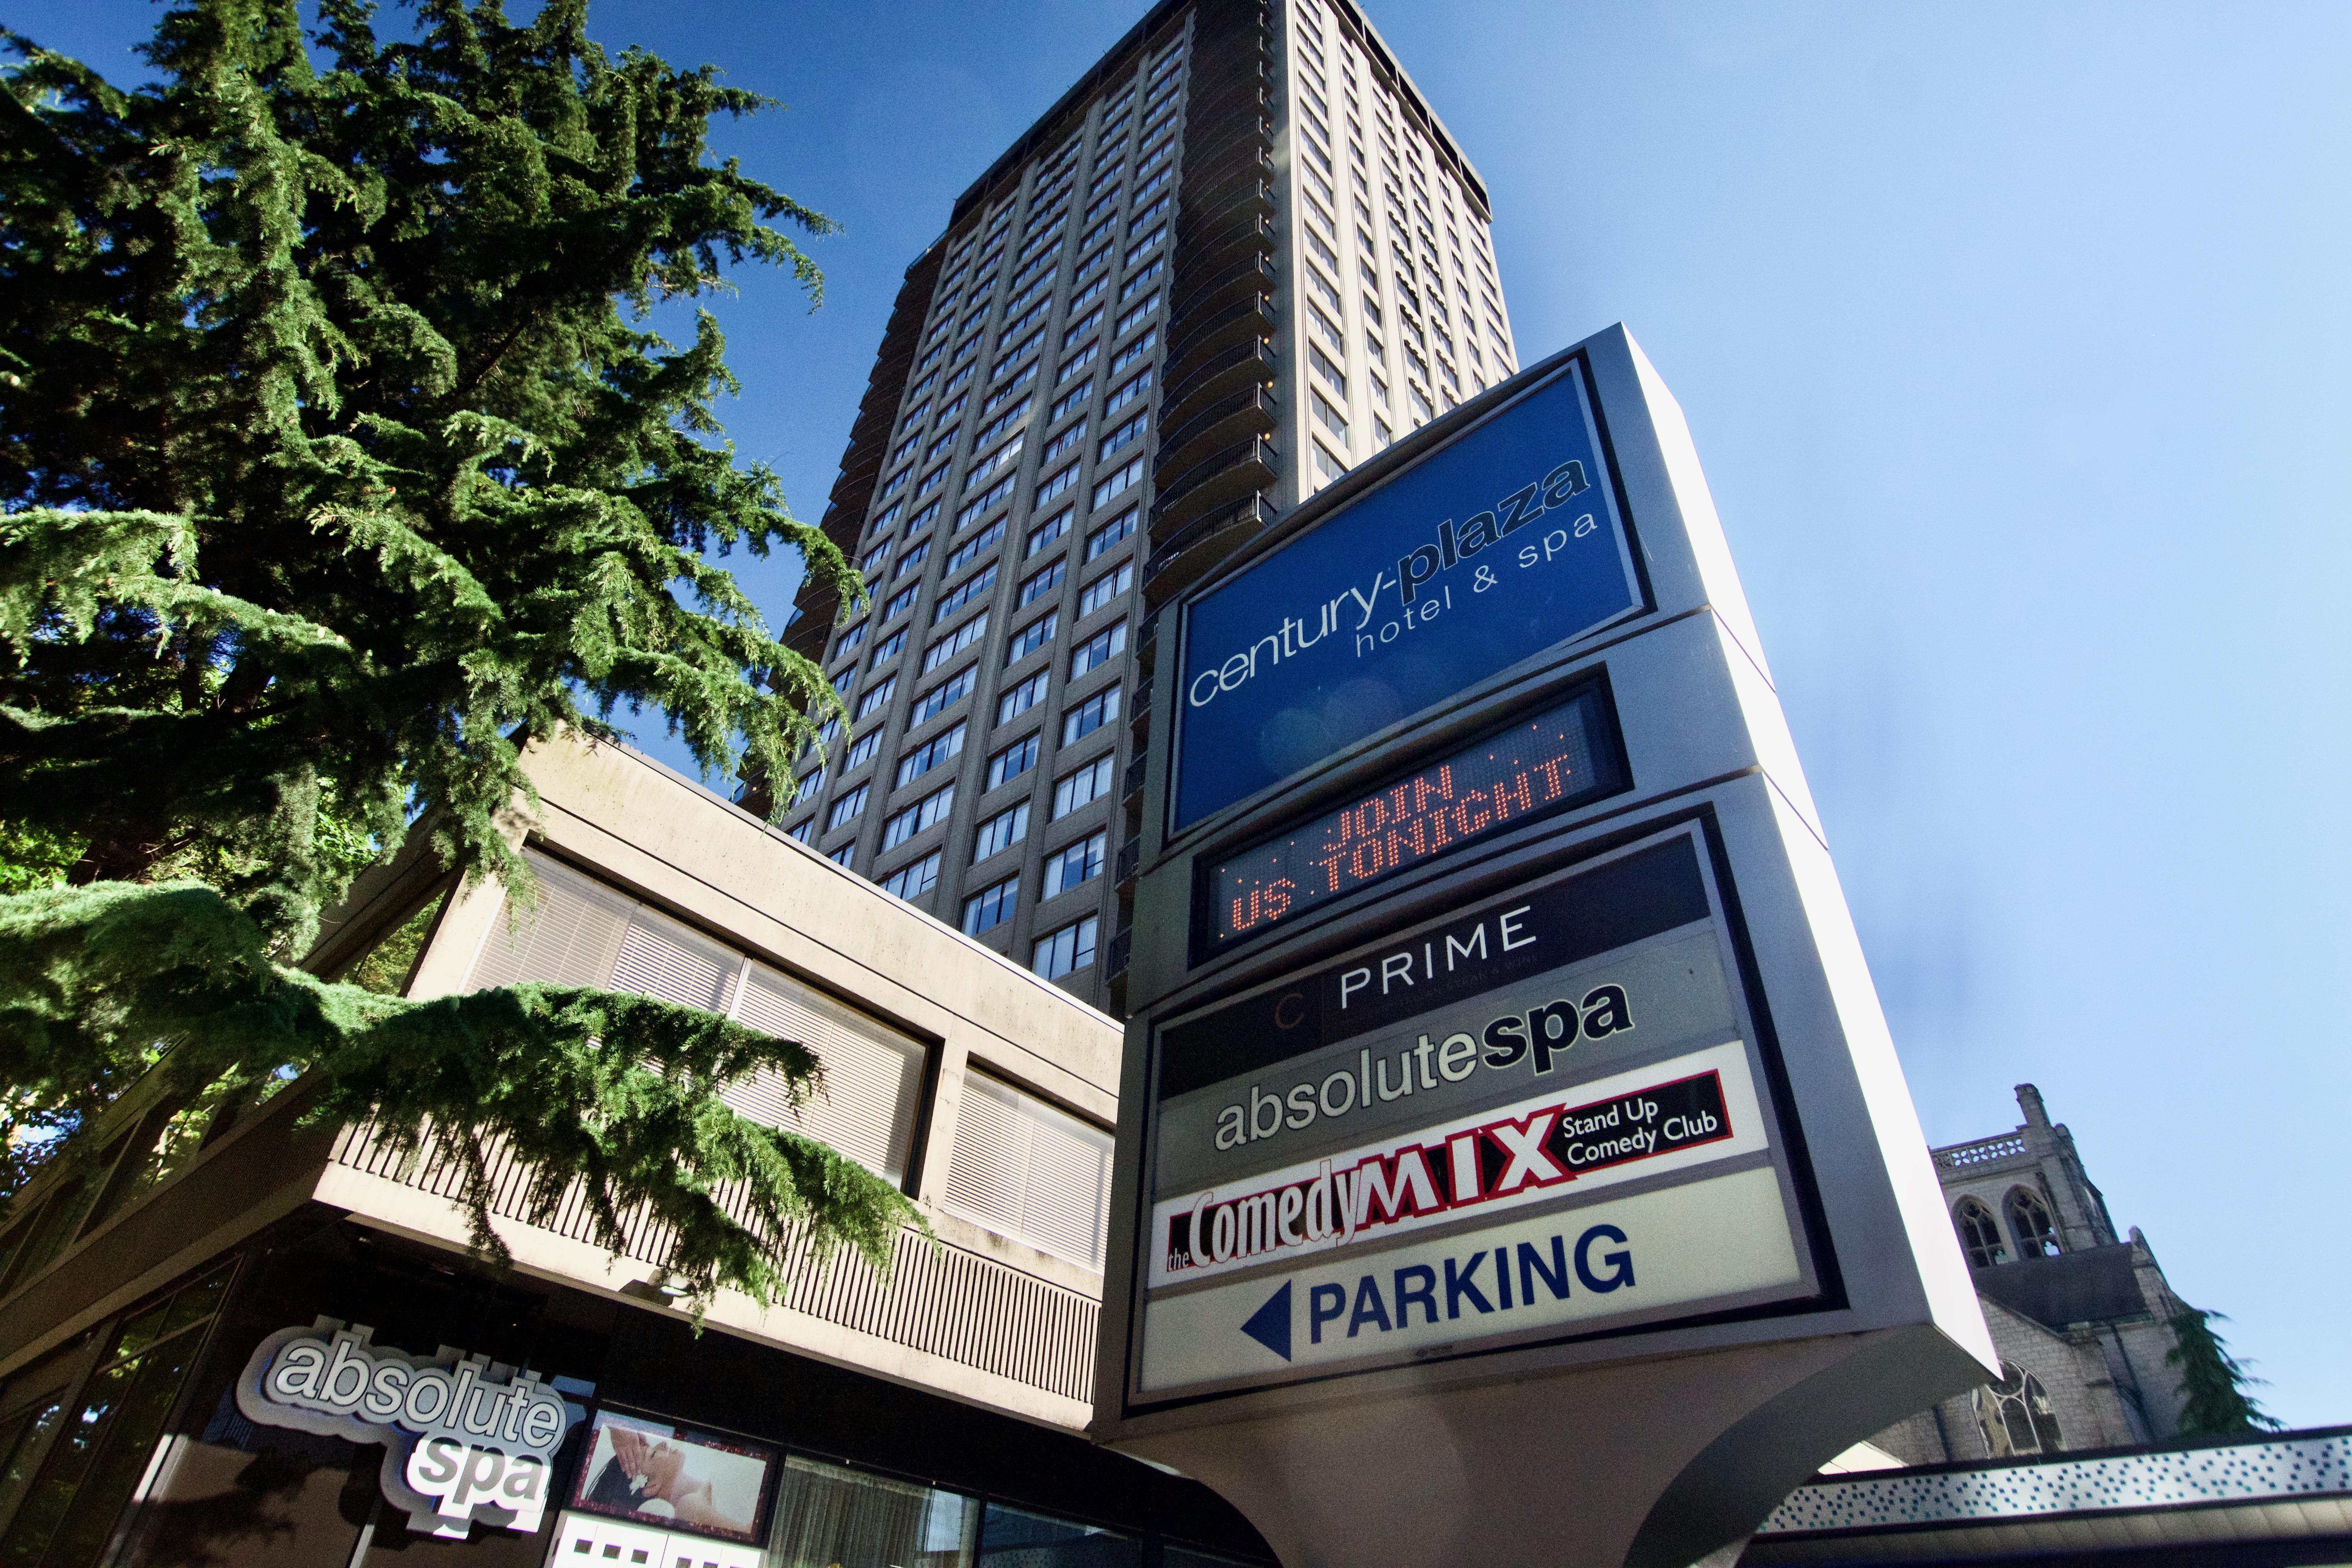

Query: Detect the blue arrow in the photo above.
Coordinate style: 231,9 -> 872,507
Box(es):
1240,1280 -> 1292,1362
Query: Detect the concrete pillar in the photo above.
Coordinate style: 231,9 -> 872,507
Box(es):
2012,1085 -> 2103,1252
1119,1325 -> 1987,1568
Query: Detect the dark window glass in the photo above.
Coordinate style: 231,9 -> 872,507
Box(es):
962,877 -> 1020,937
0,1399 -> 68,1532
768,1453 -> 977,1567
2006,1189 -> 2060,1258
0,1267 -> 228,1567
1973,1361 -> 2063,1457
977,1502 -> 1139,1568
988,735 -> 1040,789
1954,1199 -> 2005,1268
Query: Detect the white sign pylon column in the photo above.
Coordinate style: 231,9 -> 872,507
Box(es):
1094,327 -> 1993,1568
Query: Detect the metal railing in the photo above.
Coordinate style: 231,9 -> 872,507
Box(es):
328,1120 -> 1100,1403
1934,1133 -> 2028,1169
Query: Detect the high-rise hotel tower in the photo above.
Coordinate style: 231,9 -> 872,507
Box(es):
779,0 -> 1518,1013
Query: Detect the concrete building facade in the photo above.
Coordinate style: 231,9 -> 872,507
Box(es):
775,0 -> 1519,1014
0,735 -> 1270,1566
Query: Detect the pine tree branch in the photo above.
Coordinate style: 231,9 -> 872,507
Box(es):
2165,1308 -> 2282,1435
0,879 -> 926,1308
0,0 -> 887,1299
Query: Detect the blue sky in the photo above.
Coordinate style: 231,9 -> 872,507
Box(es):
21,2 -> 2349,1426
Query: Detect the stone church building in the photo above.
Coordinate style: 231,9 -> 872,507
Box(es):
1867,1085 -> 2201,1465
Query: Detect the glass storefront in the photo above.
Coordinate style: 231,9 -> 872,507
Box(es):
767,1455 -> 979,1568
0,1267 -> 232,1568
545,1445 -> 1254,1568
0,1223 -> 1269,1568
973,1503 -> 1138,1568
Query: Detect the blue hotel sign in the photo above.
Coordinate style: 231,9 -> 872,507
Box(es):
1173,364 -> 1644,831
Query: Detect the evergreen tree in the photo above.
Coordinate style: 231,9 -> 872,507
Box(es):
2167,1308 -> 2281,1435
0,0 -> 904,1308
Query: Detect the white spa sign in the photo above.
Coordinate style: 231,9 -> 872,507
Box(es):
235,1317 -> 570,1537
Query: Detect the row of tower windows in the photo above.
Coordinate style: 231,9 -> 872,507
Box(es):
935,44 -> 1186,312
867,49 -> 1185,568
1953,1188 -> 2060,1269
792,47 -> 1187,911
1294,0 -> 1499,299
1289,9 -> 1510,481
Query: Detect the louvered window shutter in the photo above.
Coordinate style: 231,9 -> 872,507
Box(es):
728,964 -> 925,1184
943,1075 -> 1028,1241
467,851 -> 633,990
465,850 -> 933,1194
942,1072 -> 1112,1271
1020,1099 -> 1114,1270
609,901 -> 742,1013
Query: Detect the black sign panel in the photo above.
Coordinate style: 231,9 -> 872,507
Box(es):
1196,686 -> 1627,957
1158,834 -> 1712,1102
1547,1071 -> 1733,1179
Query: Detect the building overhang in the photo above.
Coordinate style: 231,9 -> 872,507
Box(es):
1746,1427 -> 2352,1568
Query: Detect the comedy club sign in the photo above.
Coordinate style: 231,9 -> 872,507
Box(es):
235,1319 -> 570,1537
1132,825 -> 1813,1395
1172,365 -> 1641,830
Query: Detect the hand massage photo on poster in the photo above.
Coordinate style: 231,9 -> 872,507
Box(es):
568,1410 -> 777,1544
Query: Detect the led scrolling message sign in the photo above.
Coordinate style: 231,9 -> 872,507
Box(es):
1201,688 -> 1626,952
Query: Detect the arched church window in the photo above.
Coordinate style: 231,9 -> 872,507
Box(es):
1972,1361 -> 2063,1457
1953,1198 -> 2005,1268
2006,1187 -> 2060,1258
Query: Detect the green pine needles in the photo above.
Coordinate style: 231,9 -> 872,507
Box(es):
2167,1308 -> 2281,1436
0,0 -> 906,1309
